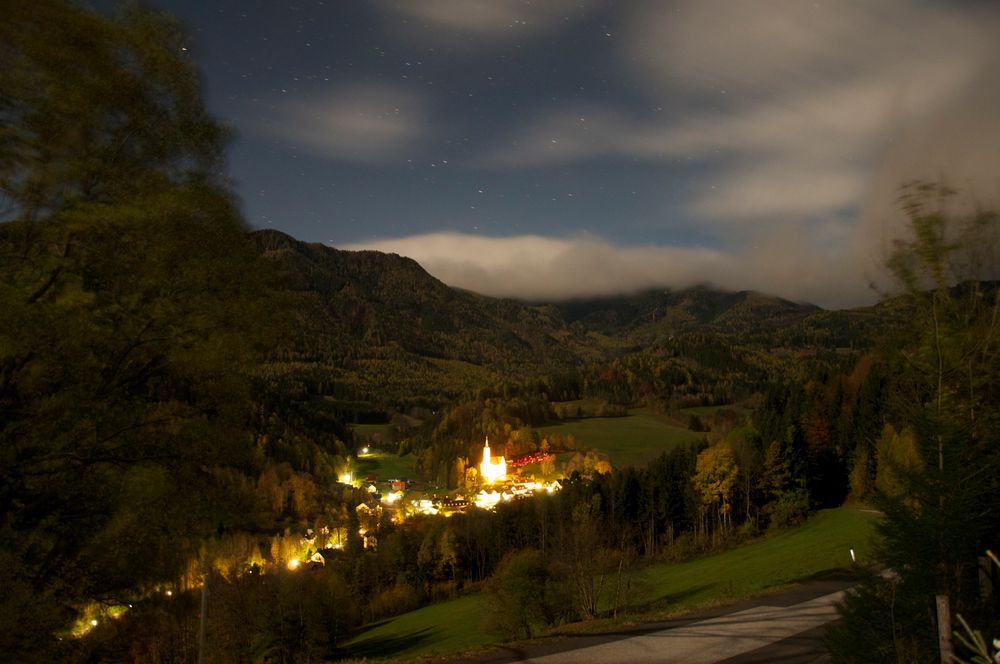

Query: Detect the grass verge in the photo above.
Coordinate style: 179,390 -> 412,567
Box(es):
343,594 -> 491,661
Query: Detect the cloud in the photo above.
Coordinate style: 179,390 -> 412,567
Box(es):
853,60 -> 1000,291
622,0 -> 989,100
480,0 -> 1000,285
257,84 -> 429,162
690,164 -> 864,222
262,1 -> 1000,308
342,232 -> 872,308
373,0 -> 594,39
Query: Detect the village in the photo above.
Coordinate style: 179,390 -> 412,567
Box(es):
343,438 -> 562,551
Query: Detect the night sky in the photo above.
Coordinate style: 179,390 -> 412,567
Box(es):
136,0 -> 1000,307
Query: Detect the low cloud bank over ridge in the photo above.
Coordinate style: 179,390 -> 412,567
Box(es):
344,232 -> 873,309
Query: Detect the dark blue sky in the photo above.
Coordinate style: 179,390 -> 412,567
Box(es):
141,0 -> 1000,306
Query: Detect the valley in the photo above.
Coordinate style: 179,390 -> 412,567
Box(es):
6,3 -> 998,662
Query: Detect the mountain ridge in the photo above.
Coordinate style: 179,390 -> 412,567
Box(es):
249,229 -> 894,412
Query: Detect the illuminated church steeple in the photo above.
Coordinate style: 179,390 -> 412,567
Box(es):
480,436 -> 507,484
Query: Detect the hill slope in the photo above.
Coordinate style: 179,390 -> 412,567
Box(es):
556,286 -> 889,349
251,230 -> 612,411
557,286 -> 819,335
251,230 -> 899,414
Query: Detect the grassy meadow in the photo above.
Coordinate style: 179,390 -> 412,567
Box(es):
350,423 -> 418,480
342,506 -> 880,661
343,594 -> 491,661
538,407 -> 703,469
353,450 -> 417,481
628,507 -> 880,615
679,404 -> 751,418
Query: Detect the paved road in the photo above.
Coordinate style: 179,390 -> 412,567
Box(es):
470,580 -> 852,664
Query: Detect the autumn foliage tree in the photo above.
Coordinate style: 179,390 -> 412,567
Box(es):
0,1 -> 285,658
693,442 -> 738,542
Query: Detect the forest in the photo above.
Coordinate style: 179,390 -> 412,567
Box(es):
2,2 -> 999,663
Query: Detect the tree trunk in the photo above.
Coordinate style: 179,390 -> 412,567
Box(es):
936,594 -> 953,663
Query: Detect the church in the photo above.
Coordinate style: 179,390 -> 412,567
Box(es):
479,437 -> 507,484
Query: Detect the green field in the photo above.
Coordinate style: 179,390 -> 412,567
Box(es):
354,451 -> 416,481
538,408 -> 702,469
343,507 -> 879,660
352,423 -> 394,448
631,507 -> 879,614
680,405 -> 751,418
344,594 -> 491,660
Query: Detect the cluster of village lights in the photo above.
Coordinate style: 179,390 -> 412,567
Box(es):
77,441 -> 561,640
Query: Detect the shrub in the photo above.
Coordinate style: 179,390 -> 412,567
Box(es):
486,548 -> 574,640
367,582 -> 421,622
827,570 -> 938,664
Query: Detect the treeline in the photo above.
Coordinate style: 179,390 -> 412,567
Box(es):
578,337 -> 788,408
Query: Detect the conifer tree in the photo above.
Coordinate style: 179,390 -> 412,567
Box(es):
830,183 -> 1000,662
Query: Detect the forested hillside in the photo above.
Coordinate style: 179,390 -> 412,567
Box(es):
250,228 -> 901,423
557,286 -> 896,350
251,228 -> 613,415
